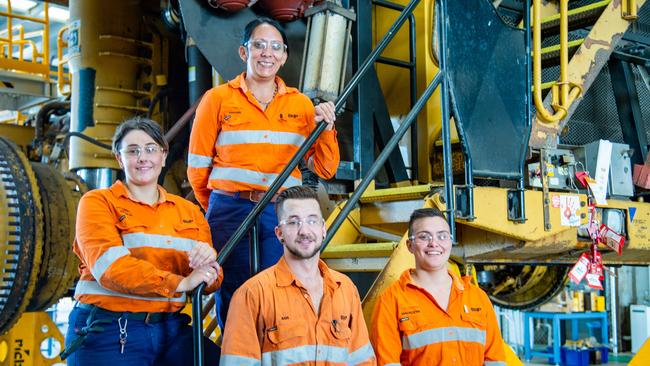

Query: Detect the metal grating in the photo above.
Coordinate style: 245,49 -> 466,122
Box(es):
559,61 -> 650,146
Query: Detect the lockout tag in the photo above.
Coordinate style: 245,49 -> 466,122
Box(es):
589,248 -> 604,280
598,224 -> 624,255
575,171 -> 590,188
586,176 -> 607,206
569,253 -> 590,285
586,273 -> 604,290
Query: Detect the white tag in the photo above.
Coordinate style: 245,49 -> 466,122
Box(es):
569,253 -> 590,284
586,273 -> 603,290
592,140 -> 612,205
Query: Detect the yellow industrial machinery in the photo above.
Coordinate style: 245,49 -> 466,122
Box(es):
2,0 -> 650,364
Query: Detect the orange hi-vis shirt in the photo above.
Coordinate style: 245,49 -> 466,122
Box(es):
370,269 -> 506,366
220,257 -> 376,366
73,180 -> 222,313
187,73 -> 340,209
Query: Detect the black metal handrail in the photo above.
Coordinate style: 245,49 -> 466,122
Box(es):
193,0 -> 430,364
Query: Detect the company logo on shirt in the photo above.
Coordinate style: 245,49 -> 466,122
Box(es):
470,307 -> 482,312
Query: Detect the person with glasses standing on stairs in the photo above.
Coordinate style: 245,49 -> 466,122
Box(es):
61,118 -> 222,366
220,186 -> 376,365
370,208 -> 506,366
187,17 -> 340,327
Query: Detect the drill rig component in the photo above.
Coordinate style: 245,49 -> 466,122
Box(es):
26,163 -> 79,312
0,137 -> 44,334
0,138 -> 81,334
476,264 -> 568,310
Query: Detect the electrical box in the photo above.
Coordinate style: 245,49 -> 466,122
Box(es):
631,305 -> 650,353
574,141 -> 634,198
527,148 -> 576,190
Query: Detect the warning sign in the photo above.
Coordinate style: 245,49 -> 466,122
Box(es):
560,195 -> 580,227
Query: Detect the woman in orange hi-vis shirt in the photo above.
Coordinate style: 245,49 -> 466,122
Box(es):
61,118 -> 222,366
370,208 -> 506,366
187,17 -> 340,327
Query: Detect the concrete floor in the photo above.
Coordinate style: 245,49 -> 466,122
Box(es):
523,352 -> 633,365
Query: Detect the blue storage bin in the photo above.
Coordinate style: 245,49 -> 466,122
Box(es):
561,347 -> 590,366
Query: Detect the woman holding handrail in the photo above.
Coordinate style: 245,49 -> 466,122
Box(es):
187,17 -> 340,325
62,117 -> 222,366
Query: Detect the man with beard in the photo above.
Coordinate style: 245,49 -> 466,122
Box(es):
220,186 -> 376,365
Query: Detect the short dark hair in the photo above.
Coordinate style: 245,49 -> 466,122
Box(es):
112,117 -> 169,154
275,185 -> 319,219
407,208 -> 448,237
242,17 -> 289,55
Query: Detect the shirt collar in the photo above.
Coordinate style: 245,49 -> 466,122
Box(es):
400,268 -> 466,292
110,180 -> 170,204
274,256 -> 341,289
229,72 -> 293,96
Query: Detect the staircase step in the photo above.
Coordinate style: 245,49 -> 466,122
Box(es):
540,0 -> 610,37
322,242 -> 398,272
321,242 -> 397,259
540,39 -> 584,68
359,184 -> 433,203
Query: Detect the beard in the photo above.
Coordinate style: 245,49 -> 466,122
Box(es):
286,235 -> 323,260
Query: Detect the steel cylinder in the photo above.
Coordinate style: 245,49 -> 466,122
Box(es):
68,0 -> 152,187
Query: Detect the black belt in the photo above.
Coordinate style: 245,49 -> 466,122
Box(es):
76,303 -> 177,324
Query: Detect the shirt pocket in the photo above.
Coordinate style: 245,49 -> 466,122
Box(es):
459,312 -> 488,364
329,319 -> 352,347
220,107 -> 251,130
174,220 -> 200,241
266,321 -> 306,350
115,216 -> 149,234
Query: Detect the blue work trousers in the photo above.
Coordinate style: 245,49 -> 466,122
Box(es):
64,306 -> 219,366
206,191 -> 283,324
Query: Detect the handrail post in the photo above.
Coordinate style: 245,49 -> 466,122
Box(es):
437,0 -> 455,241
192,283 -> 206,366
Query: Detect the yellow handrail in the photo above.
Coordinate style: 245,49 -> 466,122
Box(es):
622,0 -> 638,20
533,0 -> 582,124
57,25 -> 71,96
0,0 -> 50,76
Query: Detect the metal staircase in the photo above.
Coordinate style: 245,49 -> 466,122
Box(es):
530,0 -> 646,148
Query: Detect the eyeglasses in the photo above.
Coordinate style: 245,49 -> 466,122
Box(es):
119,144 -> 164,158
279,217 -> 324,230
244,39 -> 287,54
409,231 -> 451,245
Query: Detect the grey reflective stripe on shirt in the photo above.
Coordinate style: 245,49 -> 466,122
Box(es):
385,363 -> 401,366
484,361 -> 506,366
74,280 -> 186,303
91,246 -> 130,281
122,232 -> 196,252
220,354 -> 261,366
348,342 -> 375,365
209,167 -> 302,188
261,344 -> 349,365
402,327 -> 486,350
187,153 -> 213,168
216,130 -> 305,147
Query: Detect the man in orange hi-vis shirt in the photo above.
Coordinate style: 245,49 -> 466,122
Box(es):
370,208 -> 506,366
220,186 -> 376,365
187,17 -> 340,328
